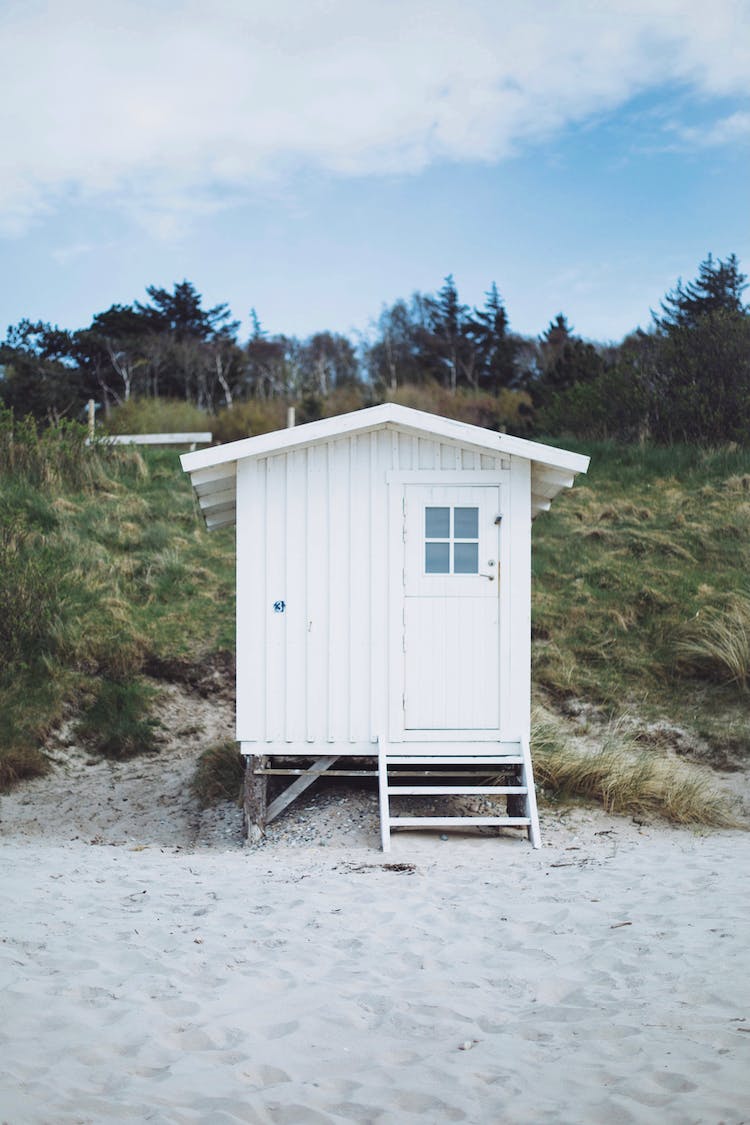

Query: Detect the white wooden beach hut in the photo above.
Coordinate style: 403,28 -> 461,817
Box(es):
181,404 -> 589,849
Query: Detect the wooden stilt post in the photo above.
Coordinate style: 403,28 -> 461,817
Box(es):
506,789 -> 527,819
243,754 -> 267,843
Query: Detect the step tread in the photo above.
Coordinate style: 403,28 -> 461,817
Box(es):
386,740 -> 522,746
389,816 -> 531,827
385,756 -> 524,765
387,785 -> 527,796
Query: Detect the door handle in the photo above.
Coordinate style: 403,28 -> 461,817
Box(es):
479,573 -> 495,581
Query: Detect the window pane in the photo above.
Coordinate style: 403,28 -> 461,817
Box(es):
454,542 -> 479,574
425,542 -> 450,573
425,506 -> 450,538
454,506 -> 478,538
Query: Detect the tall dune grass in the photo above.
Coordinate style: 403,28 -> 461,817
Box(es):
0,418 -> 233,791
677,594 -> 750,691
531,441 -> 750,766
532,711 -> 739,827
0,406 -> 144,490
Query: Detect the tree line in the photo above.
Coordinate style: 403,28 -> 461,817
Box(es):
1,254 -> 748,445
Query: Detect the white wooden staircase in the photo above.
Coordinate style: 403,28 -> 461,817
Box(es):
377,736 -> 541,851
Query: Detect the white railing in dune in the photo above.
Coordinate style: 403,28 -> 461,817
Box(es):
98,432 -> 213,450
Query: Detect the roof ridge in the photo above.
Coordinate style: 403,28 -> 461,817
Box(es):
181,403 -> 589,476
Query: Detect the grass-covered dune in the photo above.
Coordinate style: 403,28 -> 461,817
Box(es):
533,441 -> 750,757
1,411 -> 748,822
0,410 -> 234,788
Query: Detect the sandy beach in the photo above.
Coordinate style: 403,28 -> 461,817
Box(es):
1,717 -> 749,1124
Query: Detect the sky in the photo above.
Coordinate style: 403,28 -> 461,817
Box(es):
0,0 -> 749,347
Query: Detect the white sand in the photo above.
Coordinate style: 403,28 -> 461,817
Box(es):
2,826 -> 750,1122
1,714 -> 749,1124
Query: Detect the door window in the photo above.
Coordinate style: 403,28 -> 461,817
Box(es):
424,505 -> 479,574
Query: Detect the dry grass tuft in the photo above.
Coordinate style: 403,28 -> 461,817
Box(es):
623,529 -> 697,561
596,502 -> 653,522
532,643 -> 584,699
532,710 -> 739,827
723,474 -> 750,494
0,746 -> 49,790
677,594 -> 750,691
191,741 -> 245,807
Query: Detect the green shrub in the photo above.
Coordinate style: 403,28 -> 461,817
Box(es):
536,365 -> 649,442
318,385 -> 372,418
384,384 -> 533,433
213,400 -> 287,443
103,397 -> 210,436
76,679 -> 160,758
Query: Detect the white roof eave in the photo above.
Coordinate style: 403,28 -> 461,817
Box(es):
182,404 -> 589,530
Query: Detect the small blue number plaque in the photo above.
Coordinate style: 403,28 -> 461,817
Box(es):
273,600 -> 286,613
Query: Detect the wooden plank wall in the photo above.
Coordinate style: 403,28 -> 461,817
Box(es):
236,430 -> 516,749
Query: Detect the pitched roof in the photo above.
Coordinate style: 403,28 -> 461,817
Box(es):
181,403 -> 589,529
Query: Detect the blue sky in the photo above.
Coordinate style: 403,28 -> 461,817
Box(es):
1,1 -> 748,346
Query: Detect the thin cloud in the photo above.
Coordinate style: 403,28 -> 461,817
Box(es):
0,0 -> 748,235
674,111 -> 750,147
50,242 -> 100,266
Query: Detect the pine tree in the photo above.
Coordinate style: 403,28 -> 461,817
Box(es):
472,283 -> 517,392
537,314 -> 603,398
649,254 -> 750,443
542,313 -> 573,351
654,254 -> 748,331
136,281 -> 238,342
430,275 -> 466,393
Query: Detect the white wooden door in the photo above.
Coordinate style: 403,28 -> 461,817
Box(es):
403,484 -> 501,731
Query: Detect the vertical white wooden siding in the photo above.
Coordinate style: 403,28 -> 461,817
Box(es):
306,442 -> 329,742
236,429 -> 512,747
505,456 -> 532,741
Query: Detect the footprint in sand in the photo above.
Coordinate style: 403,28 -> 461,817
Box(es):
239,1063 -> 292,1088
392,1090 -> 467,1120
653,1071 -> 699,1093
159,999 -> 201,1018
265,1020 -> 300,1040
